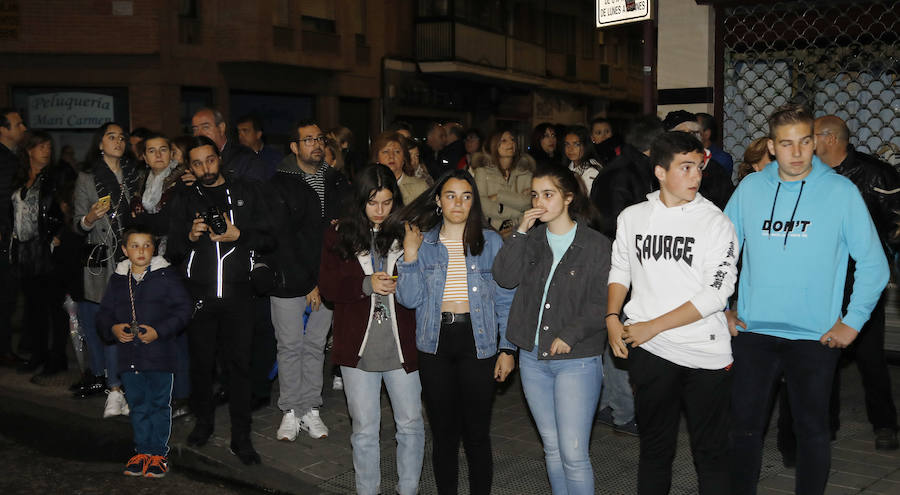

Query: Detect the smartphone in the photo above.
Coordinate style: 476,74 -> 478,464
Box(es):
391,275 -> 399,280
97,195 -> 111,208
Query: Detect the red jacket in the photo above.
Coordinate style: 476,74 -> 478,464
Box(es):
318,227 -> 418,372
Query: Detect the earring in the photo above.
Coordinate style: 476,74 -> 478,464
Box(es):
100,150 -> 105,156
435,204 -> 442,216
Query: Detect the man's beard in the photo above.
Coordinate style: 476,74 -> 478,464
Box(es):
200,173 -> 219,186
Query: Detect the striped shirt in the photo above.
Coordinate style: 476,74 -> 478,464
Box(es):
440,236 -> 469,303
300,164 -> 327,217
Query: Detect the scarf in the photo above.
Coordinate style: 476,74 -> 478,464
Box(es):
141,160 -> 177,213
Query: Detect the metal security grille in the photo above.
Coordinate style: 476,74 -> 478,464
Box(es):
721,0 -> 899,168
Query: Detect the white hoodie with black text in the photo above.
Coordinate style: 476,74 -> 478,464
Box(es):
608,191 -> 738,369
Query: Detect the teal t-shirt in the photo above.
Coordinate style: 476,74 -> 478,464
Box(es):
534,223 -> 577,346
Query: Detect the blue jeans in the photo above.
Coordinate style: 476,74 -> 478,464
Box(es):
340,366 -> 425,495
78,301 -> 119,387
519,349 -> 603,495
730,332 -> 840,495
121,371 -> 174,456
599,344 -> 635,424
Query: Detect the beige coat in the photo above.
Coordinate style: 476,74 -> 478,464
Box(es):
398,173 -> 429,203
471,153 -> 535,230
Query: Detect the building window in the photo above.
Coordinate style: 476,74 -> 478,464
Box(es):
511,0 -> 544,45
302,15 -> 336,34
272,0 -> 290,27
178,0 -> 201,44
546,13 -> 575,54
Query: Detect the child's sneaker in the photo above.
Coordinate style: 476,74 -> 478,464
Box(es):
104,389 -> 127,418
144,455 -> 168,478
123,453 -> 150,476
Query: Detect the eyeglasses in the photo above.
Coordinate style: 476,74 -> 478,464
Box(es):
297,136 -> 327,146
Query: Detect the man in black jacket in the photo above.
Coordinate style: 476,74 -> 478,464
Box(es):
167,136 -> 276,465
191,108 -> 268,183
0,108 -> 26,365
268,120 -> 350,442
588,115 -> 666,436
777,115 -> 900,452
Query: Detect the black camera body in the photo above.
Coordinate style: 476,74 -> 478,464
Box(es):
204,206 -> 228,235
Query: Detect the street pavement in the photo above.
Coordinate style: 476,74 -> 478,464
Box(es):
2,354 -> 900,494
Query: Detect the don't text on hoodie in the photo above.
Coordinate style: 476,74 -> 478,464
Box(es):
724,156 -> 888,340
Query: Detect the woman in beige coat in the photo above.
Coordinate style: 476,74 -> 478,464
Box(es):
471,130 -> 535,236
370,132 -> 429,203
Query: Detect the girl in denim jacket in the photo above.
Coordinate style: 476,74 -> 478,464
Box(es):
395,169 -> 515,495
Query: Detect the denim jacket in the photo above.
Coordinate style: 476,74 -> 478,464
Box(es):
396,227 -> 514,359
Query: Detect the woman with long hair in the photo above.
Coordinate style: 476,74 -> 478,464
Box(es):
493,166 -> 611,494
471,129 -> 535,236
73,122 -> 142,415
318,163 -> 424,495
11,130 -> 69,377
563,126 -> 603,196
394,169 -> 515,495
405,136 -> 434,187
371,131 -> 429,203
529,122 -> 559,168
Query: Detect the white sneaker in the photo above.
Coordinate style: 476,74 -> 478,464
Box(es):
276,409 -> 300,441
299,408 -> 329,439
104,389 -> 127,418
332,376 -> 343,391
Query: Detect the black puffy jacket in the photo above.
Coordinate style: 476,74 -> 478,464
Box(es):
590,144 -> 656,238
833,147 -> 900,253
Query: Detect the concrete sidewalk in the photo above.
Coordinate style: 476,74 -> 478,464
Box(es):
1,358 -> 899,494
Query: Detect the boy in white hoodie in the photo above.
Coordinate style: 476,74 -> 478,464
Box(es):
606,131 -> 738,494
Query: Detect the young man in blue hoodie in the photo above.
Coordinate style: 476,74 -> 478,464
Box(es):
724,104 -> 888,495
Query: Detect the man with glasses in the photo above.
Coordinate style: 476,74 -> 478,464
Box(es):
269,120 -> 350,441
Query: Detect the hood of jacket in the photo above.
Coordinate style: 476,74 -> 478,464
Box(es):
115,255 -> 170,276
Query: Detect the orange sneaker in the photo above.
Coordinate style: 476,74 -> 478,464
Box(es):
144,455 -> 168,478
123,453 -> 150,476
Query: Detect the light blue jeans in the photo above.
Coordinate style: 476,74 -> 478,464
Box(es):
599,344 -> 635,425
340,366 -> 425,495
519,349 -> 603,495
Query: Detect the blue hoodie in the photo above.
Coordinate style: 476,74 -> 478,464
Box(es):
724,156 -> 888,340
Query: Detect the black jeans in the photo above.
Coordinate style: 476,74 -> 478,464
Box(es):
21,274 -> 67,366
188,296 -> 254,438
730,332 -> 840,495
629,347 -> 732,495
418,320 -> 497,495
778,294 -> 897,448
250,295 -> 277,400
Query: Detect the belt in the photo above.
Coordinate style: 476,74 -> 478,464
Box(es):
440,312 -> 470,325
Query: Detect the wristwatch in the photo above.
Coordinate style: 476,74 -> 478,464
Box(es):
498,349 -> 515,357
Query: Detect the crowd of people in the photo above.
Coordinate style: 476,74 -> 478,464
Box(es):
0,101 -> 898,494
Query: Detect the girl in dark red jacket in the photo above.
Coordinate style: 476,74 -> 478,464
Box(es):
318,164 -> 424,495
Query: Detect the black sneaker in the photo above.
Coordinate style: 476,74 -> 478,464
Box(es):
596,406 -> 615,428
614,420 -> 639,437
875,428 -> 899,451
186,422 -> 214,447
229,438 -> 261,465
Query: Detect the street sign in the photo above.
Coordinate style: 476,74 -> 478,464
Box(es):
596,0 -> 652,28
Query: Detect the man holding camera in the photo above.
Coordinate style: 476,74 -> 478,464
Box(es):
167,136 -> 276,465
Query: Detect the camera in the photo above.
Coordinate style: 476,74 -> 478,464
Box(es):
204,206 -> 228,235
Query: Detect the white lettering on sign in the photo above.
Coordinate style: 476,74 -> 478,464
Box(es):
596,0 -> 652,28
27,92 -> 115,129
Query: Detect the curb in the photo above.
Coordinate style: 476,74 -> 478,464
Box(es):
0,384 -> 320,494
